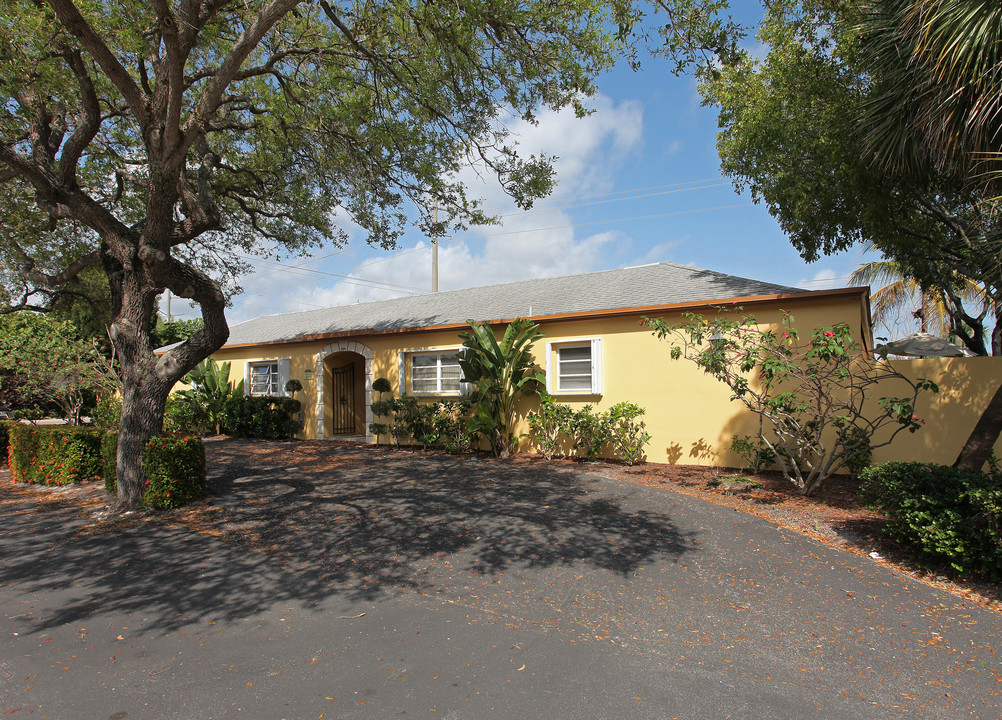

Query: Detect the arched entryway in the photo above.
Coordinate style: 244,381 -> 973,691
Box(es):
316,340 -> 373,441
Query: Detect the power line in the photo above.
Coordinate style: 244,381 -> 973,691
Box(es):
233,200 -> 758,307
236,252 -> 426,294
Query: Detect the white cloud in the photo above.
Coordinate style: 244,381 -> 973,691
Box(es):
636,237 -> 686,265
225,93 -> 648,321
795,268 -> 841,290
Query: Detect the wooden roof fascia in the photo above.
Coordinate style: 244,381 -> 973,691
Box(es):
212,286 -> 871,353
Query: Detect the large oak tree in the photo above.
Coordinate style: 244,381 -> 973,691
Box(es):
0,0 -> 635,509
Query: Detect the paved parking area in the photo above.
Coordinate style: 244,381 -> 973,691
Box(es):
1,442 -> 1000,719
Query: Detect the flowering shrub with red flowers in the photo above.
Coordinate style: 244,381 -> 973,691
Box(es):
7,424 -> 103,485
0,420 -> 10,466
646,309 -> 938,496
139,436 -> 206,510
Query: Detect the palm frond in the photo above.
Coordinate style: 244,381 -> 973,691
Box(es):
859,0 -> 1002,191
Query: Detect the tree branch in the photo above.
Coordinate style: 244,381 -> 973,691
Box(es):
59,49 -> 102,187
184,0 -> 302,154
11,240 -> 101,288
152,255 -> 229,382
46,0 -> 149,126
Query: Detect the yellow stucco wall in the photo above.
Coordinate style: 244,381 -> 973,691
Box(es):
204,290 -> 902,466
865,356 -> 1002,465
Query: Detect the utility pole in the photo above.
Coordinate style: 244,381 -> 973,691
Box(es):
431,200 -> 439,293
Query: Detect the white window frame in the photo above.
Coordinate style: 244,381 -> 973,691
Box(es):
398,349 -> 471,396
244,358 -> 291,397
545,338 -> 603,395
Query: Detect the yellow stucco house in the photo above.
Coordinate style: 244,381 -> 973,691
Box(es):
201,260 -> 1002,466
209,261 -> 922,466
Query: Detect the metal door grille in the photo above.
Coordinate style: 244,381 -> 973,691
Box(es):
332,364 -> 355,434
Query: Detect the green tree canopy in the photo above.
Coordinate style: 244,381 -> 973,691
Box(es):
697,0 -> 1002,355
0,0 -> 642,509
859,0 -> 1002,191
0,313 -> 118,423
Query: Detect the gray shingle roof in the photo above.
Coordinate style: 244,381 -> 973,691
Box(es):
222,261 -> 806,347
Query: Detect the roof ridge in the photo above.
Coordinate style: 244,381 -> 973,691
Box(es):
216,261 -> 814,347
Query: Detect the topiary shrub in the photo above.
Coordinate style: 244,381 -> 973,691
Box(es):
860,462 -> 1002,579
141,436 -> 206,510
101,432 -> 119,495
7,425 -> 103,485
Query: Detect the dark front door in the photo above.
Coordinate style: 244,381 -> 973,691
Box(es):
332,364 -> 355,434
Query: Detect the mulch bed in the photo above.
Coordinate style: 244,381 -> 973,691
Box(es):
2,438 -> 999,613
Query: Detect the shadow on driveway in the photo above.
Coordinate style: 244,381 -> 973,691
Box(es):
1,441 -> 695,634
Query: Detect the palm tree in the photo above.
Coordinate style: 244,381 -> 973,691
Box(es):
849,246 -> 989,344
857,0 -> 1002,470
860,0 -> 1002,191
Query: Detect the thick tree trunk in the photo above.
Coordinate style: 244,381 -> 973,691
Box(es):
954,382 -> 1002,472
116,368 -> 168,510
102,219 -> 230,511
107,254 -> 168,511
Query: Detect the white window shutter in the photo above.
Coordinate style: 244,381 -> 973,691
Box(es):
397,352 -> 406,395
243,362 -> 251,396
590,338 -> 603,394
278,358 -> 291,396
544,341 -> 554,394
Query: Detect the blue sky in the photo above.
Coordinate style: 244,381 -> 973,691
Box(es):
170,10 -> 872,329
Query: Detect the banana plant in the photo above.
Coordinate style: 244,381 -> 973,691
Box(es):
182,359 -> 244,435
458,318 -> 544,457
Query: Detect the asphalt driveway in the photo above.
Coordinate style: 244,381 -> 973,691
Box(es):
1,441 -> 1000,719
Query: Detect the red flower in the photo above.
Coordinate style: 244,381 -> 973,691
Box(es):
824,331 -> 835,337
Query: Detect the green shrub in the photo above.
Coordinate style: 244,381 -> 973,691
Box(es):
606,402 -> 651,466
91,394 -> 122,431
860,462 -> 1002,579
223,395 -> 301,439
101,432 -> 119,495
182,359 -> 243,435
841,424 -> 873,478
526,399 -> 652,464
141,436 -> 206,510
164,393 -> 203,436
729,434 -> 776,473
435,399 -> 473,454
526,393 -> 574,459
7,424 -> 103,485
392,395 -> 440,449
568,405 -> 609,460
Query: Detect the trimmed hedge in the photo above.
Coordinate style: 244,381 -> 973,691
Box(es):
0,420 -> 10,466
141,436 -> 206,510
11,425 -> 205,511
7,424 -> 103,485
860,462 -> 1002,579
223,395 -> 301,439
